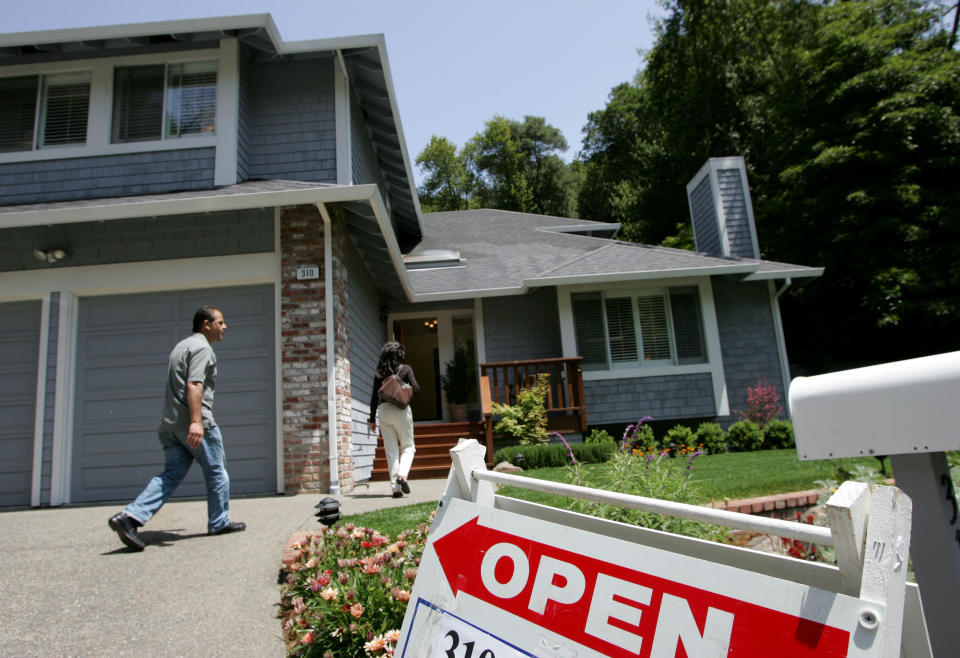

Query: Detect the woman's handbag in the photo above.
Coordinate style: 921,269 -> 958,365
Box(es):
379,368 -> 413,408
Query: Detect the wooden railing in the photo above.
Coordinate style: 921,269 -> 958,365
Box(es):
479,357 -> 587,463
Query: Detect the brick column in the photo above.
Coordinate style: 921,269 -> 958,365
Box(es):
330,209 -> 355,492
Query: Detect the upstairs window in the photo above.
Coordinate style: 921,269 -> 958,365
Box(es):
112,61 -> 216,143
0,72 -> 91,152
571,286 -> 706,371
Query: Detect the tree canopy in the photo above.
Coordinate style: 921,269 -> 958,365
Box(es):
416,115 -> 581,217
578,0 -> 960,370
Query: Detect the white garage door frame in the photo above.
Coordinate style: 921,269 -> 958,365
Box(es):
0,226 -> 283,505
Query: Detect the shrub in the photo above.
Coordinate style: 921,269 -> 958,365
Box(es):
492,373 -> 549,445
695,422 -> 728,454
726,419 -> 764,452
278,521 -> 428,656
621,418 -> 657,452
585,428 -> 615,444
735,376 -> 783,427
494,440 -> 615,469
763,419 -> 795,449
663,425 -> 695,455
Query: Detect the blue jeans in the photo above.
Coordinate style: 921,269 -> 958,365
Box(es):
125,425 -> 231,533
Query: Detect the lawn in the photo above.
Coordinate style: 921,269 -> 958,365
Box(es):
341,449 -> 885,536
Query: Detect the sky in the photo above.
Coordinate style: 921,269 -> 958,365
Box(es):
5,0 -> 663,185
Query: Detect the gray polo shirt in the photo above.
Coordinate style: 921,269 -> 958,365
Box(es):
158,333 -> 217,432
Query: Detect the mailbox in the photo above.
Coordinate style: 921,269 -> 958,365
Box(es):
789,351 -> 960,460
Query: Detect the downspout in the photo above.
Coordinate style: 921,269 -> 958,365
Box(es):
317,202 -> 340,495
770,278 -> 793,418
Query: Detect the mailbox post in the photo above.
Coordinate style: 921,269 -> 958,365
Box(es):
789,351 -> 960,658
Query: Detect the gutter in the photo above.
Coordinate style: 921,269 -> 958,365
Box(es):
317,202 -> 340,495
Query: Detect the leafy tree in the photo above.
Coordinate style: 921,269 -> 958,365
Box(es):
415,115 -> 580,217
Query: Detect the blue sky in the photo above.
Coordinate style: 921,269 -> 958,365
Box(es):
5,0 -> 662,185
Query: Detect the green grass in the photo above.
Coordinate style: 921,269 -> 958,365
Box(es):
494,449 -> 885,507
338,449 -> 886,536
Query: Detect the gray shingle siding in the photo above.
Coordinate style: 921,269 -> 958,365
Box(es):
0,208 -> 274,272
244,58 -> 337,182
690,175 -> 721,256
347,238 -> 386,482
236,51 -> 251,182
482,289 -> 562,363
712,276 -> 784,421
584,373 -> 716,425
717,167 -> 756,259
0,149 -> 215,206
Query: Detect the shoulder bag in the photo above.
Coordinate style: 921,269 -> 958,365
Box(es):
379,367 -> 413,408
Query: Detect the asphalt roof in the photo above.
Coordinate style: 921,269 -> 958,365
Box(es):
404,209 -> 822,299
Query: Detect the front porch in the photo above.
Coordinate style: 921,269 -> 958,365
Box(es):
370,357 -> 586,481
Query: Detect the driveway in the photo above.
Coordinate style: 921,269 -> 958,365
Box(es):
0,478 -> 447,657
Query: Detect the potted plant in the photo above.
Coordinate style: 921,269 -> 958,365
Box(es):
440,348 -> 475,422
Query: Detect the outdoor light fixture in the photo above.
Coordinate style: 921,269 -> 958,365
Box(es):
314,497 -> 341,526
33,248 -> 67,263
424,318 -> 438,329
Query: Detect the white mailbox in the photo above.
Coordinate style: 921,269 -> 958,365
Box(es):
789,351 -> 960,460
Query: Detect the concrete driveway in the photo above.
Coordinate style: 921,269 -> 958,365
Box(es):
0,478 -> 447,657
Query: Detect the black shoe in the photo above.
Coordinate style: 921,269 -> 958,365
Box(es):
396,476 -> 410,494
392,491 -> 403,498
108,512 -> 145,551
209,521 -> 246,536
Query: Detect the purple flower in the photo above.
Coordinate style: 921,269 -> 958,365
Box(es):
553,432 -> 578,465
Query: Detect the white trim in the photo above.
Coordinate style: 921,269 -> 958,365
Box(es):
742,267 -> 823,281
0,48 -> 222,166
30,293 -> 50,507
525,263 -> 757,287
0,183 -> 382,229
49,291 -> 76,505
317,202 -> 340,495
367,190 -> 417,302
557,278 -> 729,417
334,50 -> 352,186
273,208 -> 284,494
535,223 -> 621,234
473,297 -> 487,366
214,38 -> 240,186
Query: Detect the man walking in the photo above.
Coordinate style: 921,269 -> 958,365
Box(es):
109,306 -> 245,551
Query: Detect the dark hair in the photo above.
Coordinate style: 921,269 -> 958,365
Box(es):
375,341 -> 405,379
192,306 -> 221,333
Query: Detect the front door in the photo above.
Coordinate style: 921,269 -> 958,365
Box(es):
390,312 -> 477,422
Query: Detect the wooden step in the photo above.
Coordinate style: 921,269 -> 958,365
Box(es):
370,421 -> 486,481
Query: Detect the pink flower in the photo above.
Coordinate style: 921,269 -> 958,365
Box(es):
320,587 -> 338,601
300,631 -> 314,645
391,587 -> 410,602
349,603 -> 364,618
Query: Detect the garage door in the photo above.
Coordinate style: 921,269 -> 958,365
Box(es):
0,301 -> 40,508
72,286 -> 276,503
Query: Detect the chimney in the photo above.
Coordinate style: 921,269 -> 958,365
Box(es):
686,156 -> 760,259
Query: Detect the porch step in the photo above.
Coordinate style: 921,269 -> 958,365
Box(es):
370,421 -> 486,481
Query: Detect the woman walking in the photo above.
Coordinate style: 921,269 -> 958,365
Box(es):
369,341 -> 420,497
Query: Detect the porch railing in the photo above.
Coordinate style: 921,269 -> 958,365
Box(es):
478,357 -> 586,463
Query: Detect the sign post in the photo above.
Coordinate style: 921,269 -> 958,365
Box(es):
398,439 -> 919,657
790,351 -> 960,657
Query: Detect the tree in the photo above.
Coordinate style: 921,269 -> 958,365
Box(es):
578,0 -> 960,370
415,115 -> 581,217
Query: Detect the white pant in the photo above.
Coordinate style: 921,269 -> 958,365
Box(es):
377,403 -> 415,492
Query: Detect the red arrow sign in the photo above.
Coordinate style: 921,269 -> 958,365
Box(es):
432,516 -> 851,657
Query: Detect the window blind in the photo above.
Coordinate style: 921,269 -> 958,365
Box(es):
670,287 -> 706,363
112,65 -> 164,143
604,297 -> 638,363
0,75 -> 39,153
39,72 -> 90,147
636,294 -> 671,361
571,293 -> 608,369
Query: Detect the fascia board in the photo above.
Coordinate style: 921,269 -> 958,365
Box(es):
742,267 -> 824,281
0,184 -> 383,229
409,286 -> 529,303
525,264 -> 758,287
536,223 -> 622,234
0,14 -> 277,47
366,190 -> 417,303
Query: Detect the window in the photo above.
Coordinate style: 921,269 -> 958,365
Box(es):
572,287 -> 706,370
0,72 -> 90,153
112,61 -> 216,143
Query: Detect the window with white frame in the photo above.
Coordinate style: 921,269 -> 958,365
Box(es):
0,71 -> 91,153
112,61 -> 217,143
571,286 -> 706,370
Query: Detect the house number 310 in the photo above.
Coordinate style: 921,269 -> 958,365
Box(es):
442,629 -> 495,658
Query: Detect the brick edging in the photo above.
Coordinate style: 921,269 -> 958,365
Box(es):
708,490 -> 821,515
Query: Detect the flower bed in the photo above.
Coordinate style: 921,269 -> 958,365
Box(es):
278,521 -> 429,656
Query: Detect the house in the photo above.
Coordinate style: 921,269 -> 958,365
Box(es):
0,15 -> 820,509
